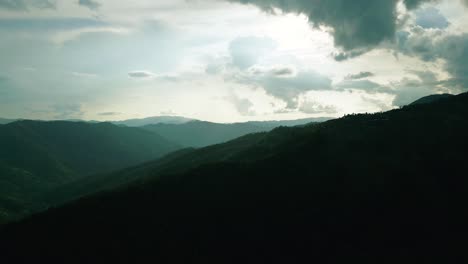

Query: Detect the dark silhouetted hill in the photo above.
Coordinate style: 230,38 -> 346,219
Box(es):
2,93 -> 468,262
410,93 -> 454,105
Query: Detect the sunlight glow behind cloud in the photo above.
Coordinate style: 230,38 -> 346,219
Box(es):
0,0 -> 467,122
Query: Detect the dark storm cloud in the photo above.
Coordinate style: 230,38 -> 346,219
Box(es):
437,35 -> 468,88
397,27 -> 468,89
345,71 -> 375,80
78,0 -> 100,10
228,0 -> 436,58
0,0 -> 55,10
403,0 -> 437,10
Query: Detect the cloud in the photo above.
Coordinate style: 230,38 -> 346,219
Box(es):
345,71 -> 375,80
395,26 -> 442,61
0,0 -> 26,10
407,69 -> 437,83
128,70 -> 183,82
437,34 -> 468,88
128,71 -> 155,79
0,0 -> 55,10
391,70 -> 447,106
336,69 -> 451,107
299,100 -> 338,114
336,79 -> 390,94
270,66 -> 296,77
403,0 -> 438,10
98,112 -> 121,116
414,7 -> 449,29
249,65 -> 296,77
392,78 -> 436,106
78,0 -> 100,10
205,63 -> 224,75
229,36 -> 277,69
0,18 -> 107,32
235,66 -> 332,108
225,92 -> 255,116
51,103 -> 84,119
396,27 -> 468,89
51,27 -> 129,45
228,0 -> 435,58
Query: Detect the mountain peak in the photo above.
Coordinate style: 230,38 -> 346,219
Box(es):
410,93 -> 454,106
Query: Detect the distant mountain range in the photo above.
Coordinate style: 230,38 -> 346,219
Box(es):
111,116 -> 195,127
0,116 -> 328,222
142,117 -> 328,148
0,120 -> 179,222
0,118 -> 16,125
1,92 -> 468,261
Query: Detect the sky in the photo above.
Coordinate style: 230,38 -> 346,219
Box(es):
0,0 -> 467,123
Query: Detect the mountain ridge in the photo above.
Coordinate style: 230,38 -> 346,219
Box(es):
2,92 -> 467,261
410,93 -> 454,105
142,117 -> 329,148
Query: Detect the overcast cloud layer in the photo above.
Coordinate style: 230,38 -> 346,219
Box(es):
0,0 -> 467,122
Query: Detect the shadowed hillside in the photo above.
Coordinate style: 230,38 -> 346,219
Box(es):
0,121 -> 179,222
1,92 -> 467,262
410,93 -> 454,105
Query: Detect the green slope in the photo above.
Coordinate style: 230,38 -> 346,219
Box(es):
0,120 -> 180,222
47,121 -> 323,207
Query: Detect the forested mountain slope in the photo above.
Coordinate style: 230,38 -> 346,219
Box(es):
2,93 -> 468,262
0,121 -> 179,222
